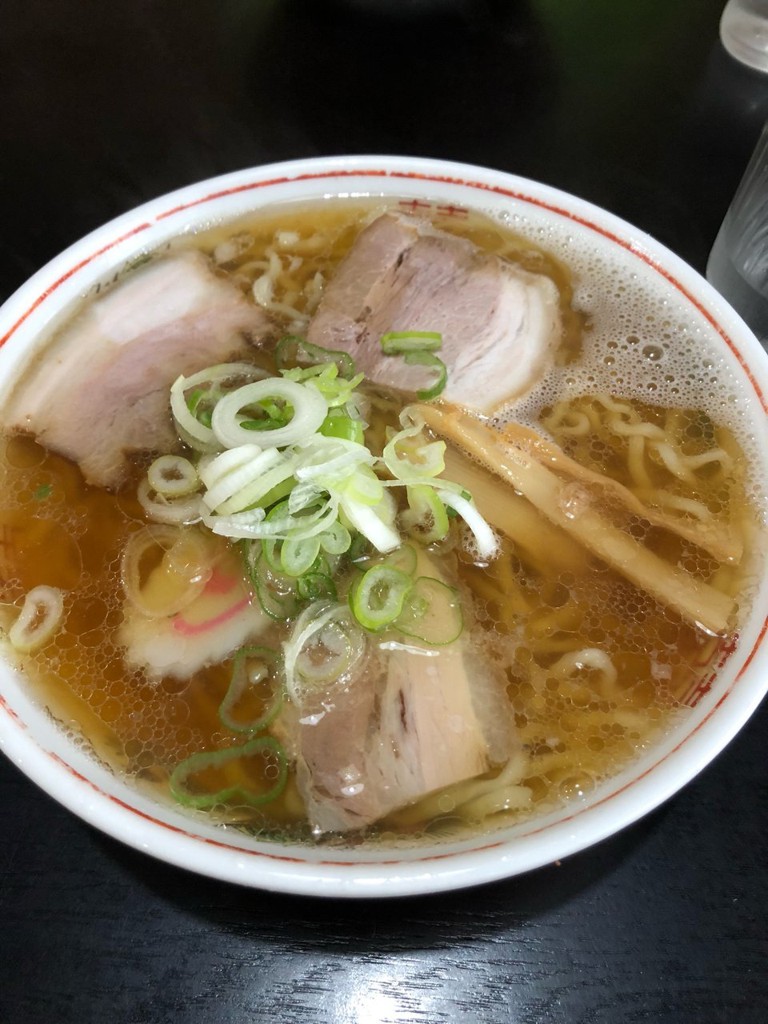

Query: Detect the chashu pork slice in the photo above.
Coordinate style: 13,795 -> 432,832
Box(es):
306,212 -> 561,414
284,556 -> 516,833
2,252 -> 272,488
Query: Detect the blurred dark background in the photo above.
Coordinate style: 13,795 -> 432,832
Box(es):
2,0 -> 768,293
2,2 -> 768,1022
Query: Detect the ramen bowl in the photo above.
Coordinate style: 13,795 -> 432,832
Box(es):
0,155 -> 766,898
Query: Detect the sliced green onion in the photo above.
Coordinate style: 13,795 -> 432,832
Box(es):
121,526 -> 214,618
395,576 -> 463,645
275,335 -> 357,378
378,542 -> 418,577
318,520 -> 351,556
263,495 -> 329,561
201,446 -> 292,515
211,378 -> 327,450
218,457 -> 298,517
260,500 -> 293,572
156,354 -> 496,658
378,333 -> 446,399
218,646 -> 282,734
147,455 -> 199,498
262,535 -> 283,574
8,585 -> 65,653
169,736 -> 287,809
253,476 -> 295,511
349,565 -> 413,631
281,535 -> 322,577
287,480 -> 322,515
205,494 -> 338,542
297,572 -> 337,602
348,532 -> 373,564
319,409 -> 365,444
170,363 -> 268,452
185,388 -> 212,428
380,331 -> 442,354
341,496 -> 400,553
401,485 -> 450,543
436,488 -> 498,560
294,436 -> 374,484
239,414 -> 290,433
270,525 -> 342,583
338,463 -> 386,506
281,363 -> 365,408
245,544 -> 304,621
199,444 -> 262,491
137,479 -> 202,526
383,422 -> 445,482
205,505 -> 267,539
283,601 -> 367,704
404,351 -> 448,401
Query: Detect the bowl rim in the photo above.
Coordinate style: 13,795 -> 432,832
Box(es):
1,153 -> 767,898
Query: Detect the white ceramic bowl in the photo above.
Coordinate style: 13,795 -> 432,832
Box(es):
0,155 -> 767,898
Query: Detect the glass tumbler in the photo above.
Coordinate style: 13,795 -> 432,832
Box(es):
720,0 -> 768,72
707,121 -> 768,343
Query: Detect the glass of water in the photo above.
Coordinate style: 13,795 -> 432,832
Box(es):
707,120 -> 768,343
720,0 -> 768,72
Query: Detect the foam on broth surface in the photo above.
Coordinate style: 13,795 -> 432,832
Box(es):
0,197 -> 764,847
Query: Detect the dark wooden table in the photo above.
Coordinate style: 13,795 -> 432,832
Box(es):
2,2 -> 768,1021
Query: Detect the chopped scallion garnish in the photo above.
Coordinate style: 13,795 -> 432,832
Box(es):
379,332 -> 447,401
218,646 -> 282,734
169,736 -> 288,809
349,565 -> 413,631
162,338 -> 498,625
401,485 -> 450,543
275,335 -> 357,379
404,351 -> 448,401
396,576 -> 463,645
380,331 -> 442,354
320,409 -> 365,445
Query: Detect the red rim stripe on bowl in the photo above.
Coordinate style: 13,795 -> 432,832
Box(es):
0,223 -> 153,349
